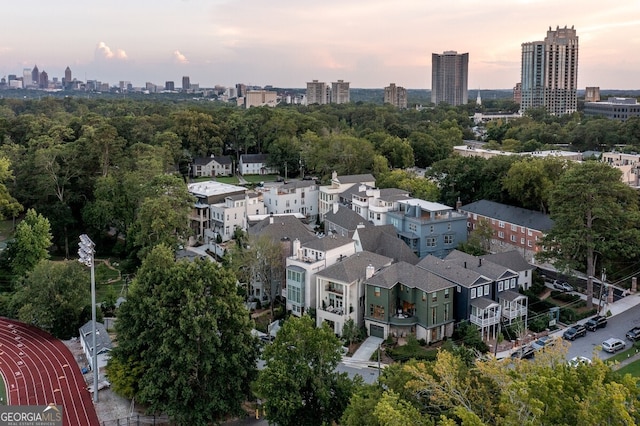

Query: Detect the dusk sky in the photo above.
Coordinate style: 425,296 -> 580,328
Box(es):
3,0 -> 639,89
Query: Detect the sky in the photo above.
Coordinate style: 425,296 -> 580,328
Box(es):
2,0 -> 640,90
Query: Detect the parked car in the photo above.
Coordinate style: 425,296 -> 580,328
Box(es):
568,356 -> 592,367
563,324 -> 587,341
511,345 -> 535,360
585,315 -> 608,331
553,279 -> 574,292
531,336 -> 556,351
602,338 -> 626,353
625,326 -> 640,341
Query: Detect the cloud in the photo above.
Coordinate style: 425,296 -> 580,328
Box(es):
96,42 -> 127,60
173,50 -> 189,64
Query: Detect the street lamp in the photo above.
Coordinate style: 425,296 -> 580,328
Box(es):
78,234 -> 99,403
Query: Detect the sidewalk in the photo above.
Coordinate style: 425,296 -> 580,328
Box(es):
497,292 -> 640,359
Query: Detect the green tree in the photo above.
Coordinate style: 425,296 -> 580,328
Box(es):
12,260 -> 90,339
255,315 -> 355,426
0,156 -> 23,221
502,157 -> 566,213
538,161 -> 640,309
2,208 -> 52,277
107,244 -> 258,425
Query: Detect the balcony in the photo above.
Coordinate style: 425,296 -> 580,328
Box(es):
388,313 -> 418,326
502,306 -> 527,321
470,314 -> 501,327
323,305 -> 345,316
325,284 -> 343,295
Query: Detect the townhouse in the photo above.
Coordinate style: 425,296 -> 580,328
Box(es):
262,180 -> 319,223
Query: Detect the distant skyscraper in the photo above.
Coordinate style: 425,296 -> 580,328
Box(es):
521,26 -> 578,116
39,70 -> 48,89
22,68 -> 31,88
64,66 -> 72,83
182,76 -> 190,91
31,65 -> 39,87
165,81 -> 175,91
384,83 -> 408,108
513,82 -> 522,105
306,80 -> 328,105
236,83 -> 247,98
331,80 -> 350,104
585,86 -> 600,102
431,51 -> 468,106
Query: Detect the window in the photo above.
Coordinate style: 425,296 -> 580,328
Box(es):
444,288 -> 450,299
527,229 -> 533,236
370,304 -> 385,319
484,284 -> 490,296
527,240 -> 533,247
431,307 -> 437,324
511,278 -> 516,289
499,221 -> 505,228
510,235 -> 516,242
471,288 -> 476,299
422,291 -> 426,301
430,225 -> 435,233
432,293 -> 437,303
511,224 -> 517,231
426,237 -> 437,247
521,226 -> 525,233
521,237 -> 525,244
409,223 -> 417,232
374,287 -> 381,297
444,235 -> 454,245
498,231 -> 504,239
498,281 -> 504,292
444,303 -> 450,321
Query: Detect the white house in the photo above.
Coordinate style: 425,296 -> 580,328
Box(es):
285,234 -> 356,316
238,153 -> 278,175
210,193 -> 266,242
349,185 -> 410,226
262,180 -> 319,223
318,171 -> 375,221
79,321 -> 112,371
315,251 -> 393,335
192,155 -> 233,177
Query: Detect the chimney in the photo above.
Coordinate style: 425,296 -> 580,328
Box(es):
292,238 -> 301,259
269,212 -> 274,225
333,203 -> 339,214
456,197 -> 462,210
366,264 -> 375,279
464,261 -> 467,269
478,258 -> 482,267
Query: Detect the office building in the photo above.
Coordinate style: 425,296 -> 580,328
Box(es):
306,80 -> 328,105
585,86 -> 600,102
244,90 -> 278,108
384,83 -> 408,108
521,26 -> 578,116
165,81 -> 175,91
236,83 -> 247,98
331,80 -> 350,104
22,69 -> 31,88
431,51 -> 468,106
182,76 -> 190,91
584,98 -> 640,122
39,70 -> 48,89
31,65 -> 39,87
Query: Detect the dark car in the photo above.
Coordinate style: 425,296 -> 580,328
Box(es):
626,326 -> 640,341
563,324 -> 587,341
511,345 -> 535,360
585,315 -> 608,331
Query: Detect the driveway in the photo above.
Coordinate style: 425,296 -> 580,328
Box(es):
351,336 -> 384,362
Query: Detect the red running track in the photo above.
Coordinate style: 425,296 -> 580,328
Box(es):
0,318 -> 100,426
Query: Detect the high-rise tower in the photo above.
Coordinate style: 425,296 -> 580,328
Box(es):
520,26 -> 578,116
431,51 -> 468,106
331,80 -> 350,104
306,80 -> 328,105
31,65 -> 39,87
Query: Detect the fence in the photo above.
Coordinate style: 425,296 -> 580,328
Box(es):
100,414 -> 171,426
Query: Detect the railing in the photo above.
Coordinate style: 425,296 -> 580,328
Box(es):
388,314 -> 418,326
470,314 -> 501,327
325,284 -> 343,294
502,306 -> 527,320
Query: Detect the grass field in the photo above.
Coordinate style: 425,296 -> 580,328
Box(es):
617,359 -> 640,376
604,344 -> 640,365
0,372 -> 6,405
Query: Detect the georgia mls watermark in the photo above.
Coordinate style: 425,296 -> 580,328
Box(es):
0,404 -> 62,426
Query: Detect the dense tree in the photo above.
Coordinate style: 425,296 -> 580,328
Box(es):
11,260 -> 90,339
538,161 -> 640,309
502,157 -> 567,213
376,169 -> 439,201
2,209 -> 52,278
255,315 -> 355,426
107,245 -> 258,425
0,157 -> 23,221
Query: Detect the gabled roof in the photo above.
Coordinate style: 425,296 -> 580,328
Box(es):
240,153 -> 269,164
249,215 -> 315,244
316,251 -> 393,283
459,200 -> 554,231
193,157 -> 216,166
416,255 -> 491,288
302,233 -> 354,252
470,297 -> 499,310
444,250 -> 517,281
353,225 -> 419,265
325,206 -> 371,232
499,289 -> 526,302
193,155 -> 232,166
213,155 -> 233,165
484,251 -> 533,273
335,174 -> 375,184
365,261 -> 455,292
79,321 -> 113,354
378,188 -> 411,201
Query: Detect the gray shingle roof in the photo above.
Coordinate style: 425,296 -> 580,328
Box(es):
303,234 -> 354,251
378,188 -> 411,201
335,174 -> 375,184
416,255 -> 491,288
470,297 -> 499,309
499,289 -> 526,302
484,251 -> 533,273
193,157 -> 215,166
459,200 -> 554,231
365,261 -> 455,292
325,206 -> 370,232
354,225 -> 419,265
79,321 -> 113,354
444,250 -> 517,281
240,153 -> 269,164
249,215 -> 316,244
316,251 -> 393,283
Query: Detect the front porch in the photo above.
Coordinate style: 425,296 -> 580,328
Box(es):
470,297 -> 501,341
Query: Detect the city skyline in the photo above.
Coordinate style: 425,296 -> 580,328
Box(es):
2,1 -> 639,89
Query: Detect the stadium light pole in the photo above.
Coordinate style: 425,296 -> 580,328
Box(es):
78,234 -> 99,403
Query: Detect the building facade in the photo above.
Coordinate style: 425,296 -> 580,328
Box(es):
262,180 -> 319,222
584,98 -> 640,122
384,83 -> 408,108
182,76 -> 190,91
245,90 -> 278,108
306,80 -> 328,105
521,26 -> 578,116
331,80 -> 350,104
431,51 -> 469,106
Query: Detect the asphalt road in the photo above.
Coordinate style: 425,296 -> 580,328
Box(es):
566,303 -> 640,362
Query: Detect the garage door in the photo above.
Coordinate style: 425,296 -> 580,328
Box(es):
370,324 -> 384,338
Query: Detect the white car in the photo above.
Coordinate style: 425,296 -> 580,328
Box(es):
553,280 -> 574,292
602,338 -> 626,353
568,356 -> 592,367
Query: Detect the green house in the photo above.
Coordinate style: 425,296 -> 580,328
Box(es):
364,261 -> 455,342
